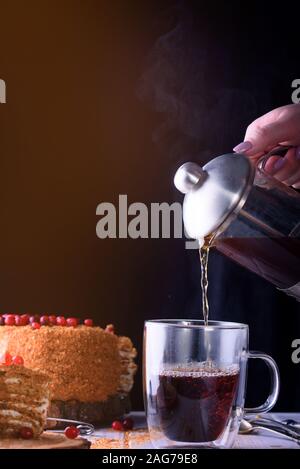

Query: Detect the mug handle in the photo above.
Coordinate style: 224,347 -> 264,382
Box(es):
244,351 -> 280,414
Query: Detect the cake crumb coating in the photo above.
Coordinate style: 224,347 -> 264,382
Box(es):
0,325 -> 136,402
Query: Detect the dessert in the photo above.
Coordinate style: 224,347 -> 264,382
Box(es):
0,315 -> 137,425
0,357 -> 50,438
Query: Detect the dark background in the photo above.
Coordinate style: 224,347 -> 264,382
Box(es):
0,0 -> 299,410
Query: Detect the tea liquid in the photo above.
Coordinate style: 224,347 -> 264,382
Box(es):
199,235 -> 215,325
158,365 -> 239,442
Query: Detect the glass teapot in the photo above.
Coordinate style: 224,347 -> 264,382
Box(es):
174,147 -> 300,301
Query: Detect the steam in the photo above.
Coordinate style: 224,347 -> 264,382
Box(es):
137,2 -> 259,166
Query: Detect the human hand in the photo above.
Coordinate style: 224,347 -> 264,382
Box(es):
233,104 -> 300,188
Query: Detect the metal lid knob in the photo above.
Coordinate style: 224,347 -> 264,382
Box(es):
174,162 -> 206,194
173,153 -> 255,240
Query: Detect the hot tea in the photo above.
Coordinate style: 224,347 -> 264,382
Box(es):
157,364 -> 239,442
199,234 -> 215,325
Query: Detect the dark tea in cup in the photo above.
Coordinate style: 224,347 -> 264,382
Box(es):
157,364 -> 239,442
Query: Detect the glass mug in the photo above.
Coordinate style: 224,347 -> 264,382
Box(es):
143,320 -> 280,449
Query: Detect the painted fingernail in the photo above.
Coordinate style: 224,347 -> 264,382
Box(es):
273,158 -> 286,172
296,146 -> 300,160
233,141 -> 253,153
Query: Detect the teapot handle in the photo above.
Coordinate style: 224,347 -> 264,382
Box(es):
257,145 -> 293,172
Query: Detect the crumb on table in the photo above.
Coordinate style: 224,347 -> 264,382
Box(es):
91,429 -> 151,449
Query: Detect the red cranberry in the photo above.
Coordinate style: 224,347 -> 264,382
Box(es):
40,315 -> 49,326
56,316 -> 67,326
15,315 -> 27,326
84,319 -> 93,327
48,315 -> 57,325
122,417 -> 134,431
29,315 -> 40,324
31,322 -> 41,330
112,420 -> 124,431
0,352 -> 12,366
5,315 -> 15,326
105,324 -> 115,334
12,355 -> 24,366
20,427 -> 33,439
64,426 -> 79,439
0,316 -> 4,326
21,314 -> 30,325
66,318 -> 78,327
14,316 -> 22,326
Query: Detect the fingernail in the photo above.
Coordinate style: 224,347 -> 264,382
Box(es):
273,158 -> 286,172
296,146 -> 300,160
233,141 -> 253,153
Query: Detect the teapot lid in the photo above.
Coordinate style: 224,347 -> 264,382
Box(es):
174,153 -> 255,241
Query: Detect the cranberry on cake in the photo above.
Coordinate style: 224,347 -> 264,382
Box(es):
0,315 -> 137,425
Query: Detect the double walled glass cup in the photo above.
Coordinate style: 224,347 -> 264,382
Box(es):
143,320 -> 279,449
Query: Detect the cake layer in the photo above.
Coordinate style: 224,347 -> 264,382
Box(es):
0,325 -> 137,402
0,365 -> 50,438
0,365 -> 49,399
